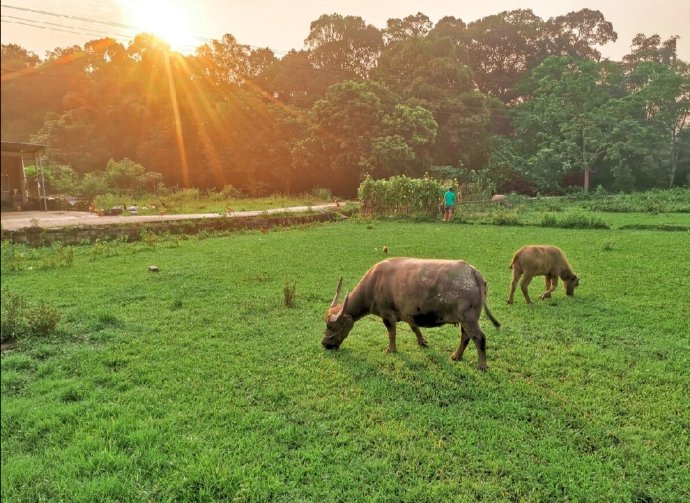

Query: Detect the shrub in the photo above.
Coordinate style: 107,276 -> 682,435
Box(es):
358,175 -> 444,217
492,209 -> 521,226
24,301 -> 61,337
1,241 -> 32,273
43,242 -> 74,269
1,289 -> 27,342
221,185 -> 243,199
311,187 -> 332,201
540,212 -> 610,229
1,289 -> 60,342
283,282 -> 297,308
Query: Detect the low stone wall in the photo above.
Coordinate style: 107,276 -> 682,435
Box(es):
1,211 -> 348,247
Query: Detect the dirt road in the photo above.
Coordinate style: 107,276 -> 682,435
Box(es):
0,203 -> 346,231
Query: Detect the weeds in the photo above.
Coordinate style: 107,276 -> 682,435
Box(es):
1,288 -> 60,342
539,211 -> 610,229
283,281 -> 297,308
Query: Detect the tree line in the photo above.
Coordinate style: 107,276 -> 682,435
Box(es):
1,9 -> 688,196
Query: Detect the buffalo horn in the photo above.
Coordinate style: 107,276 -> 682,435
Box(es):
331,277 -> 343,307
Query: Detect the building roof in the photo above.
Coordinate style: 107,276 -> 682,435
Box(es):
1,141 -> 46,154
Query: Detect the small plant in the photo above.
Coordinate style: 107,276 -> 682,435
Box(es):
1,288 -> 27,342
24,301 -> 61,337
1,289 -> 60,341
283,281 -> 297,308
540,214 -> 558,227
491,209 -> 521,226
311,187 -> 332,201
43,242 -> 74,269
1,241 -> 32,273
140,229 -> 159,248
603,241 -> 616,251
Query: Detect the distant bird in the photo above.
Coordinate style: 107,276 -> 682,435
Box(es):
382,245 -> 388,256
148,265 -> 159,272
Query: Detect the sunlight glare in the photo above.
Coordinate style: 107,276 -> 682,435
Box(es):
122,0 -> 201,52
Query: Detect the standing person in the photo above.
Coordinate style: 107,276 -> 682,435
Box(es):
443,187 -> 456,222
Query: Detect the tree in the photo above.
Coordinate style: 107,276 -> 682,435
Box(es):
305,14 -> 383,78
543,9 -> 617,61
296,80 -> 437,195
500,57 -> 617,191
624,62 -> 690,187
463,9 -> 544,103
383,12 -> 432,45
375,35 -> 489,170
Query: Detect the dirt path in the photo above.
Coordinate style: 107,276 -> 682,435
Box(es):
0,203 -> 347,231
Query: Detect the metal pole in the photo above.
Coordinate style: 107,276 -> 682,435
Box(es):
38,152 -> 48,211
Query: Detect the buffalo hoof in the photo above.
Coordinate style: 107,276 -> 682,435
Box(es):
418,339 -> 429,348
507,299 -> 513,305
476,364 -> 488,371
385,346 -> 397,353
450,352 -> 462,361
540,293 -> 551,300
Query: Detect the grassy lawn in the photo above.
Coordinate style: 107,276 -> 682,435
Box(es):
121,193 -> 338,215
2,219 -> 689,501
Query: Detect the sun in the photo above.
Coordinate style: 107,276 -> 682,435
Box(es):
122,0 -> 201,52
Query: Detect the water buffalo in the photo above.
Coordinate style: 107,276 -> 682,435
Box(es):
322,258 -> 501,370
508,245 -> 579,304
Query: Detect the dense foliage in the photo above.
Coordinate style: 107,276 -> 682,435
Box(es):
2,10 -> 688,196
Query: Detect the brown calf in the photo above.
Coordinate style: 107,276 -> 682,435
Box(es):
508,245 -> 579,304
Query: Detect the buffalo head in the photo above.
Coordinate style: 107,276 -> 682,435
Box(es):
322,277 -> 354,349
565,275 -> 580,296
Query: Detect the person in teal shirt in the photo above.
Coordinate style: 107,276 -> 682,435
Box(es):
443,187 -> 456,221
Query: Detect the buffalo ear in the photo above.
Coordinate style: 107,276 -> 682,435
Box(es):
331,277 -> 344,307
341,291 -> 350,314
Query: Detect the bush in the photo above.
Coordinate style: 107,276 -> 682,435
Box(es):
42,242 -> 74,269
311,187 -> 332,201
283,282 -> 297,308
1,241 -> 32,273
540,212 -> 610,229
221,185 -> 244,199
358,175 -> 444,217
1,289 -> 60,342
492,210 -> 521,226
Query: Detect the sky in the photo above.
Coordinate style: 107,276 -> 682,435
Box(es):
1,0 -> 689,62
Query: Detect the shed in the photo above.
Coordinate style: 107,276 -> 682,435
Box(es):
1,141 -> 47,211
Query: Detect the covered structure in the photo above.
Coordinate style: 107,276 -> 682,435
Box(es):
1,141 -> 47,211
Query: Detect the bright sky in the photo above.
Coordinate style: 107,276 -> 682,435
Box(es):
1,0 -> 688,61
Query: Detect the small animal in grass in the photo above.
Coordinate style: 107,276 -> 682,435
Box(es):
148,265 -> 159,272
382,245 -> 388,256
508,245 -> 579,304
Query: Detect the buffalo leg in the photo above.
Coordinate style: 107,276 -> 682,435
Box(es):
471,327 -> 488,371
451,326 -> 471,361
508,269 -> 521,304
383,319 -> 397,353
520,274 -> 534,304
540,276 -> 558,300
408,324 -> 428,348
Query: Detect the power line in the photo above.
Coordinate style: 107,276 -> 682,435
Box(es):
1,4 -> 288,56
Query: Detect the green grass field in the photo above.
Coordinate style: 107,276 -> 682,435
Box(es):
2,219 -> 689,502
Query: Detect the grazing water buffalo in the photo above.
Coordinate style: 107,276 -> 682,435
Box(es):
508,245 -> 579,304
322,258 -> 501,370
